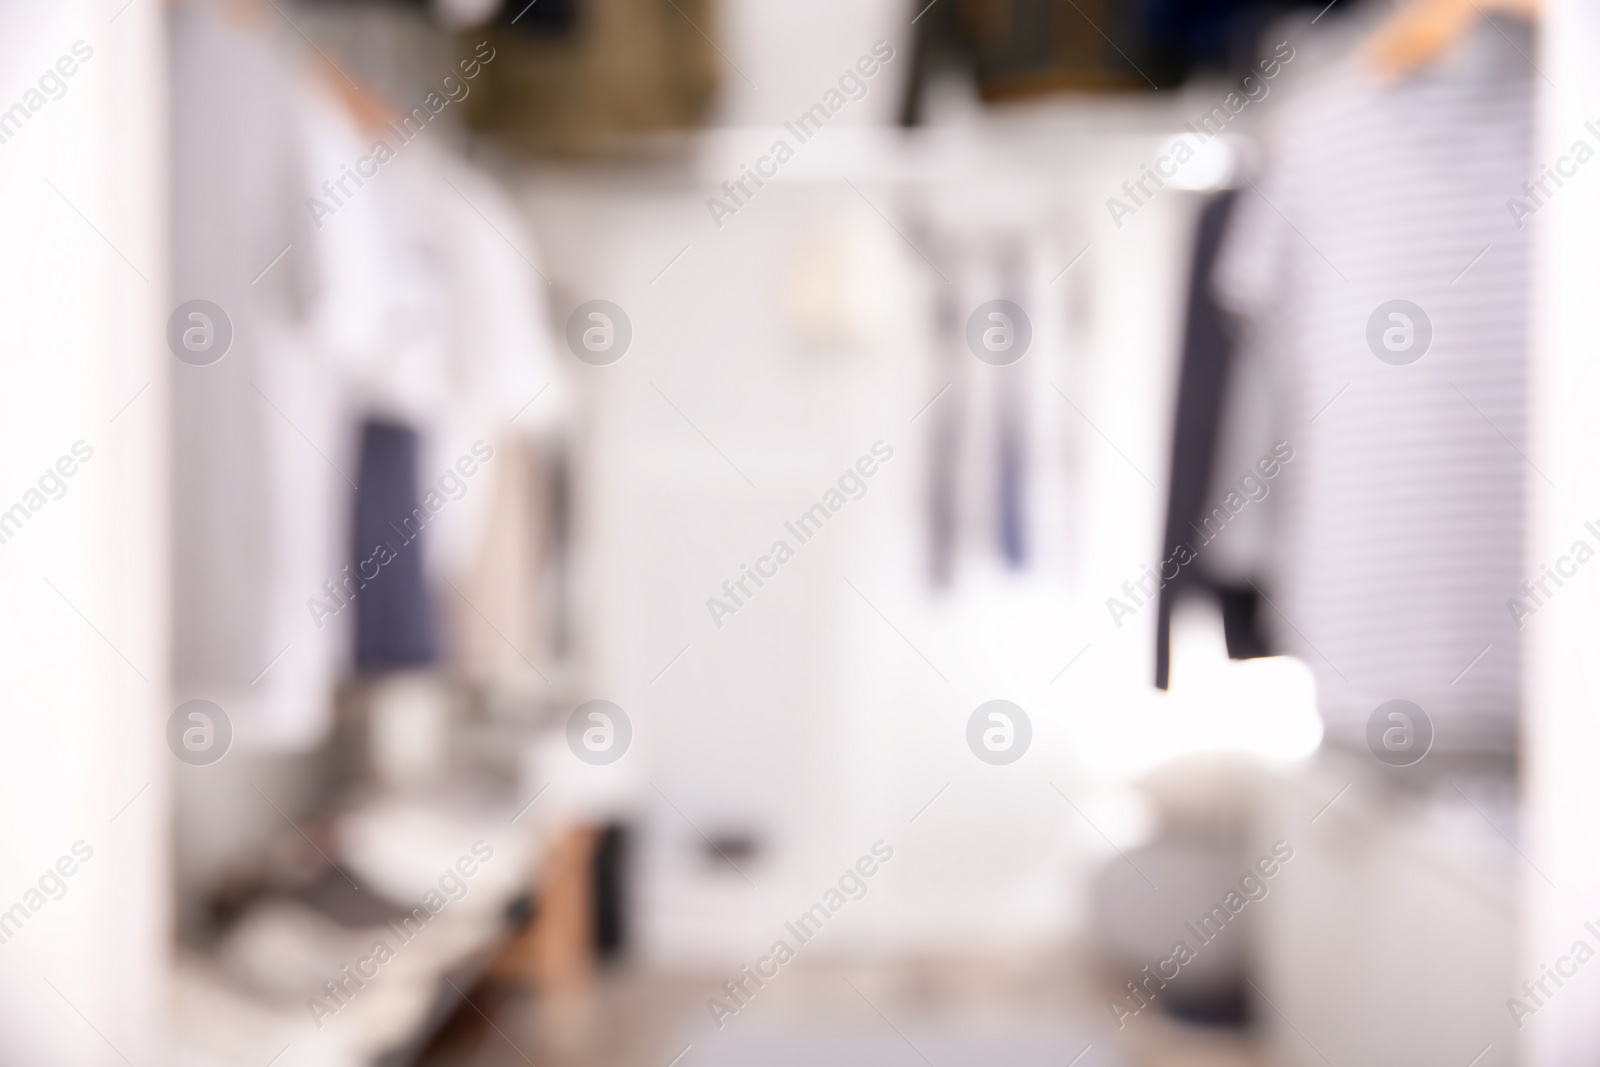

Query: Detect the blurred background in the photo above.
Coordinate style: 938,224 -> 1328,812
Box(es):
4,0 -> 1600,1064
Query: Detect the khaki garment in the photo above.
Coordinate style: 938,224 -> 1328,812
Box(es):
454,435 -> 559,686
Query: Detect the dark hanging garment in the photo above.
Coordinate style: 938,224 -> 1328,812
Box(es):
928,291 -> 962,587
1155,190 -> 1271,689
998,396 -> 1027,568
352,419 -> 439,670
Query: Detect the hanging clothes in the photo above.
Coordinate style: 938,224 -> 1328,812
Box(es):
299,51 -> 570,680
352,420 -> 439,669
1155,190 -> 1274,690
923,214 -> 1064,588
170,6 -> 344,750
171,5 -> 570,745
1212,15 -> 1533,755
928,286 -> 963,587
456,435 -> 561,687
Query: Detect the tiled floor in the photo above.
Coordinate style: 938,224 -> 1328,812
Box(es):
415,951 -> 1267,1067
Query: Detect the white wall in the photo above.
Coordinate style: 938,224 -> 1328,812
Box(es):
0,2 -> 169,1063
516,110 -> 1208,965
713,0 -> 911,129
1524,0 -> 1600,1062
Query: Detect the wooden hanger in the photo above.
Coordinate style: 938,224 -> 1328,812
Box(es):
1367,0 -> 1539,79
321,63 -> 400,132
184,0 -> 400,130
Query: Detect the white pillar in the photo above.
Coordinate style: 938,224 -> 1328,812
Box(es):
1524,0 -> 1600,1063
0,2 -> 169,1063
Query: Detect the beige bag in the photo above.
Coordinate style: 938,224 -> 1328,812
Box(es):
464,0 -> 720,155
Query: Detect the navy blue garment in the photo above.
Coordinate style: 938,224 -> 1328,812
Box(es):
352,419 -> 438,670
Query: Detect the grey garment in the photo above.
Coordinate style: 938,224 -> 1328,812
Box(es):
170,9 -> 324,729
1214,19 -> 1533,756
